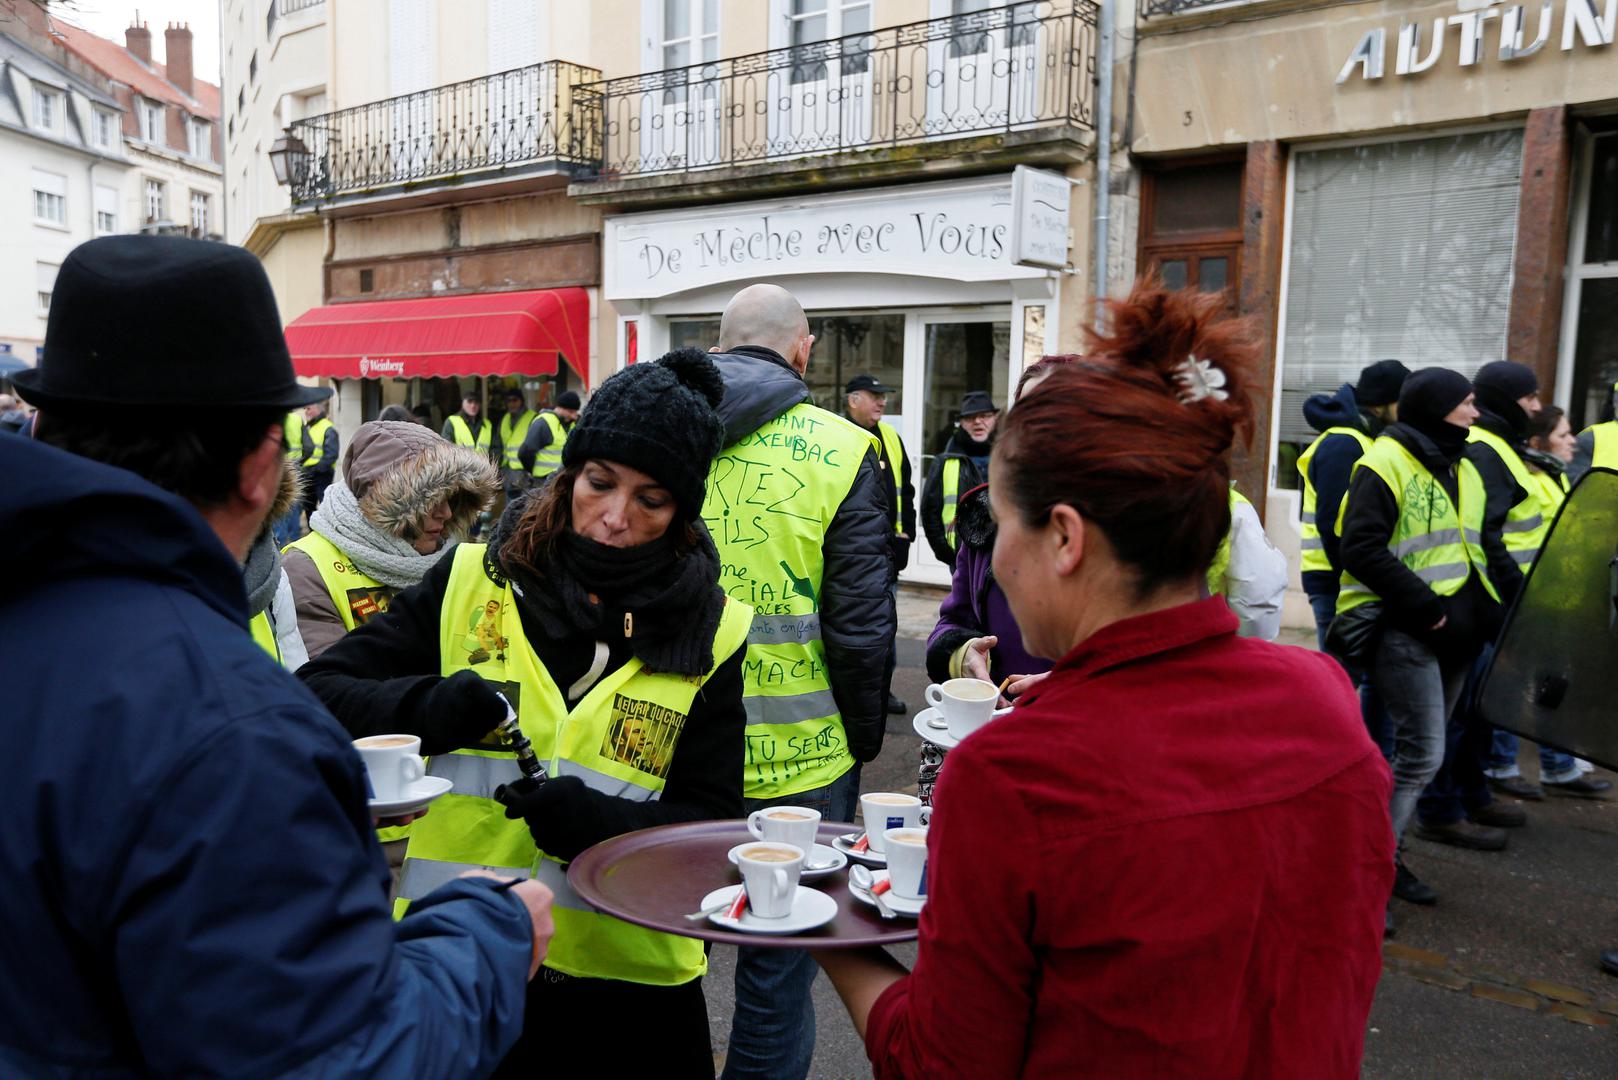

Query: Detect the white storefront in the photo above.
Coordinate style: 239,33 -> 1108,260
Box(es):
604,169 -> 1072,585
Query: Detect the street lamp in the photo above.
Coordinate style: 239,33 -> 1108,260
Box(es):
267,130 -> 310,188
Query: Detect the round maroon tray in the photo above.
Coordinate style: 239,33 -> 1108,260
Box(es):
568,820 -> 919,948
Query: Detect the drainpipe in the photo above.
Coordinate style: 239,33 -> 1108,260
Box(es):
1090,0 -> 1114,317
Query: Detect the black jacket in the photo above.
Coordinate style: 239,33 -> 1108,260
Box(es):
920,429 -> 990,567
517,409 -> 570,472
440,411 -> 490,450
849,415 -> 915,575
708,345 -> 895,762
1299,385 -> 1381,587
1463,408 -> 1531,604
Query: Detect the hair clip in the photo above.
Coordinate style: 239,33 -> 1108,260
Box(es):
1174,355 -> 1228,404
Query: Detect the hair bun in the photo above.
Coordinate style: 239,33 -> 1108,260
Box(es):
656,348 -> 725,409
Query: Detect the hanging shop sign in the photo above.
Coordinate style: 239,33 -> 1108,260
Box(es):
1336,0 -> 1614,84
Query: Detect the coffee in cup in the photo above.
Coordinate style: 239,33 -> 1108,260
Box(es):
747,805 -> 821,851
858,792 -> 930,853
353,734 -> 426,801
735,842 -> 804,918
884,827 -> 929,901
924,677 -> 1012,741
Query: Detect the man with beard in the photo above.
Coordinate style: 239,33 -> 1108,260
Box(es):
921,391 -> 997,569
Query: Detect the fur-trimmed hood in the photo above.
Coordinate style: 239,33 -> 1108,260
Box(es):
343,420 -> 498,542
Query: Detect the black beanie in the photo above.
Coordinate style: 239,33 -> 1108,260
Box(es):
1472,360 -> 1538,402
556,390 -> 582,410
1397,367 -> 1474,427
562,349 -> 725,520
1354,360 -> 1410,407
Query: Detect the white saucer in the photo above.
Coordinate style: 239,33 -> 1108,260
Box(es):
832,833 -> 887,867
848,869 -> 926,917
368,775 -> 453,818
913,708 -> 961,750
728,842 -> 847,881
702,884 -> 838,935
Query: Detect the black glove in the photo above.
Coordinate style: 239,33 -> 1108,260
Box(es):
497,775 -> 602,862
419,670 -> 507,755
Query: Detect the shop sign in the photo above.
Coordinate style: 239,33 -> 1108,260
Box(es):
357,356 -> 405,377
603,175 -> 1061,300
1011,166 -> 1072,271
1336,0 -> 1614,84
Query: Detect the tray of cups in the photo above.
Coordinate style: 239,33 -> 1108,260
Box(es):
567,816 -> 921,949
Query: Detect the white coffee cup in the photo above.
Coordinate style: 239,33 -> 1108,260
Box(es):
735,842 -> 804,919
884,827 -> 930,901
747,806 -> 821,852
924,677 -> 1012,741
859,792 -> 931,853
354,734 -> 425,801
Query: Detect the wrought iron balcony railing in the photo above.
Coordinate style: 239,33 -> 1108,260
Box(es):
286,59 -> 600,203
574,0 -> 1097,179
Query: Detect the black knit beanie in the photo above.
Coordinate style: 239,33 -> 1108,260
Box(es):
1473,360 -> 1539,402
1354,359 -> 1410,407
1398,367 -> 1474,427
562,348 -> 726,519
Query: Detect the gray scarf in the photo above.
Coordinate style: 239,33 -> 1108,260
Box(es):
309,480 -> 453,590
243,530 -> 281,617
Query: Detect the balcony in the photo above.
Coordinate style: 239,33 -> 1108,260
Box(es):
571,0 -> 1097,203
285,59 -> 600,206
1137,0 -> 1269,21
267,0 -> 323,38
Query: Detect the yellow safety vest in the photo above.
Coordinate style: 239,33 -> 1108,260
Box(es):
249,610 -> 281,663
301,417 -> 334,469
876,421 -> 906,536
1335,437 -> 1500,615
532,411 -> 567,477
940,458 -> 963,552
1297,426 -> 1374,574
446,414 -> 492,454
500,411 -> 536,471
702,402 -> 878,799
1585,420 -> 1618,472
1205,487 -> 1252,597
284,410 -> 305,461
397,544 -> 752,984
1467,427 -> 1552,569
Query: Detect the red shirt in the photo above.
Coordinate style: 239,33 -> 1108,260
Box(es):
867,599 -> 1393,1079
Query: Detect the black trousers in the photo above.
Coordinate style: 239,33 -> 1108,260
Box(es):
489,970 -> 713,1078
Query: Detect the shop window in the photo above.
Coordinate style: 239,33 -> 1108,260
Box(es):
1275,130 -> 1523,485
1568,131 -> 1618,428
1139,159 -> 1243,309
921,317 -> 1009,461
669,317 -> 721,353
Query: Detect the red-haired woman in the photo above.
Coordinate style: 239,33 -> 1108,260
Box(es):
816,285 -> 1394,1078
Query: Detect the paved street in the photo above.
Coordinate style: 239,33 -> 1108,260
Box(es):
701,587 -> 1618,1077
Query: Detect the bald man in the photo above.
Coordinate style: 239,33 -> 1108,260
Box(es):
698,284 -> 894,1080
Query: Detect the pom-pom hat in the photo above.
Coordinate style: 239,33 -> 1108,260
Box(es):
561,348 -> 726,520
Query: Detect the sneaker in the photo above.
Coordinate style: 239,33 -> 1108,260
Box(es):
1602,949 -> 1618,978
886,695 -> 908,716
1487,776 -> 1545,801
1392,859 -> 1438,905
1467,802 -> 1528,828
1413,819 -> 1508,852
1544,776 -> 1613,799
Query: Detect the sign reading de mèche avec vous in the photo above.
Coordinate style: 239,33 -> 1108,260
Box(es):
603,171 -> 1070,300
1337,0 -> 1614,85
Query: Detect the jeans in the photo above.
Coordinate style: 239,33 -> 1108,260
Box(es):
1373,629 -> 1468,842
270,503 -> 303,549
1417,643 -> 1496,826
1485,731 -> 1579,783
723,765 -> 861,1080
1307,586 -> 1394,760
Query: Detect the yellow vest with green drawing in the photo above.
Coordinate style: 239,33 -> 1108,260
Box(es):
447,414 -> 492,454
500,411 -> 536,471
301,417 -> 334,469
531,411 -> 568,477
1467,427 -> 1552,569
876,421 -> 907,536
702,402 -> 879,799
1206,488 -> 1252,597
1334,437 -> 1500,615
1585,420 -> 1618,472
395,544 -> 753,984
1297,426 -> 1374,574
940,458 -> 963,551
249,611 -> 281,663
284,411 -> 305,461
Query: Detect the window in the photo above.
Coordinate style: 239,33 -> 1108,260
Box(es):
92,108 -> 117,148
37,263 -> 59,316
141,99 -> 164,142
95,185 -> 118,233
1138,160 -> 1244,312
190,191 -> 209,234
31,169 -> 66,225
249,50 -> 258,83
145,178 -> 166,224
32,85 -> 59,130
788,0 -> 872,84
660,0 -> 718,102
238,87 -> 246,114
228,117 -> 235,140
189,118 -> 211,160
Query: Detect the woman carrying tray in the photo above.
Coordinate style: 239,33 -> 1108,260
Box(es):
816,284 -> 1394,1077
300,351 -> 752,1076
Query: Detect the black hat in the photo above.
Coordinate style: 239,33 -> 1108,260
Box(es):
12,235 -> 330,412
958,390 -> 998,417
463,390 -> 481,402
1354,360 -> 1410,407
562,349 -> 725,520
504,387 -> 525,400
1398,367 -> 1474,426
845,374 -> 895,396
1473,360 -> 1539,401
556,390 -> 582,411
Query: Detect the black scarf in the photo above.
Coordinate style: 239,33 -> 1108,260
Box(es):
487,499 -> 725,676
1523,446 -> 1565,478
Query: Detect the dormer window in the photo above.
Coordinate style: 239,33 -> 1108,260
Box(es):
140,99 -> 164,143
93,109 -> 118,149
188,117 -> 211,160
32,85 -> 60,132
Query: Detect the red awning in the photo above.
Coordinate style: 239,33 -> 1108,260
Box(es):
284,288 -> 590,387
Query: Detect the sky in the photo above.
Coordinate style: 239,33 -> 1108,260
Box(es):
54,0 -> 222,83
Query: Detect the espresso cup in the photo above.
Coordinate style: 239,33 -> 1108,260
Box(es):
747,805 -> 822,852
924,677 -> 1012,741
859,792 -> 931,853
354,734 -> 426,801
884,827 -> 929,901
735,842 -> 804,919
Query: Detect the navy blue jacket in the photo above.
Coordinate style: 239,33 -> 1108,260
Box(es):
0,434 -> 531,1078
1300,385 -> 1374,592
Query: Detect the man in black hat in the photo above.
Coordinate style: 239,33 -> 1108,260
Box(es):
921,390 -> 998,569
845,373 -> 914,715
0,235 -> 551,1077
517,388 -> 582,481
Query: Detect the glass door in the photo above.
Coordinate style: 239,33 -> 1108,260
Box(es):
1564,131 -> 1618,428
647,0 -> 722,169
772,0 -> 875,156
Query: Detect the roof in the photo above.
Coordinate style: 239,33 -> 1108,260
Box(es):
0,32 -> 121,110
52,20 -> 219,120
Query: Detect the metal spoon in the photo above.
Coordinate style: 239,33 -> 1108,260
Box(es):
684,897 -> 736,922
849,864 -> 896,920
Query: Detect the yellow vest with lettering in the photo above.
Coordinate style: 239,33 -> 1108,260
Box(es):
301,417 -> 333,468
396,544 -> 753,984
1297,427 -> 1373,574
447,414 -> 492,454
1467,427 -> 1552,569
703,402 -> 878,799
876,421 -> 906,536
532,411 -> 568,477
500,411 -> 536,471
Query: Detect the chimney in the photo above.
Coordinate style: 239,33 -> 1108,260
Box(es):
126,21 -> 152,65
164,23 -> 194,95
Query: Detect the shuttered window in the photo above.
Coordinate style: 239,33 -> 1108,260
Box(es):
488,0 -> 541,72
1277,130 -> 1523,451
